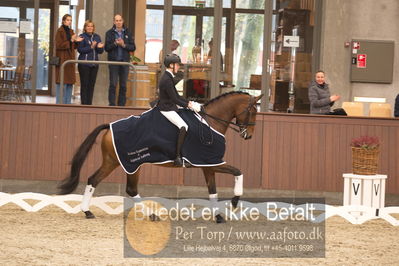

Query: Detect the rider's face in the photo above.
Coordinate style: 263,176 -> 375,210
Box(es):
172,63 -> 180,73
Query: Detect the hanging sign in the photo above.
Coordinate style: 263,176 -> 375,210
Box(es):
283,36 -> 300,48
19,19 -> 32,34
353,41 -> 360,49
357,54 -> 367,68
352,41 -> 360,54
0,18 -> 17,33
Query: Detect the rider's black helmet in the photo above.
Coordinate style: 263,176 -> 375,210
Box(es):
164,53 -> 181,68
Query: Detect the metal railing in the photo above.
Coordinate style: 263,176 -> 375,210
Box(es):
59,60 -> 136,104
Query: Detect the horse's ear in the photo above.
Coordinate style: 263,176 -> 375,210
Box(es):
254,94 -> 264,103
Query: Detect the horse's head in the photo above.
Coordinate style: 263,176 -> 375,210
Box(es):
234,94 -> 263,140
202,92 -> 264,139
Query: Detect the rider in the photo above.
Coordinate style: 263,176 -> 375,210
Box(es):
158,54 -> 201,166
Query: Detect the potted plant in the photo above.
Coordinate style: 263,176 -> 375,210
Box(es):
350,136 -> 380,175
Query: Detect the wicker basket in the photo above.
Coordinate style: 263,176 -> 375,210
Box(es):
352,147 -> 380,175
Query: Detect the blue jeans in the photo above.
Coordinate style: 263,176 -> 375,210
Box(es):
56,83 -> 73,104
108,64 -> 129,106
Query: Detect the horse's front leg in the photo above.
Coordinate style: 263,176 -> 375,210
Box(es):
202,167 -> 225,224
210,164 -> 243,209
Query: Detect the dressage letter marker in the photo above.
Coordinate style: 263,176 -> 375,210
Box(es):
343,173 -> 387,218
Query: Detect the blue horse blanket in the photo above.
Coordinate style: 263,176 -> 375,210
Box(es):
110,108 -> 226,174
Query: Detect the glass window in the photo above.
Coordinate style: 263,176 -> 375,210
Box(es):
173,0 -> 214,8
236,0 -> 265,9
0,7 -> 19,23
145,9 -> 164,63
147,0 -> 226,7
269,0 -> 315,113
172,15 -> 196,63
147,0 -> 164,4
223,0 -> 231,8
233,13 -> 264,90
26,8 -> 51,91
0,7 -> 19,67
58,5 -> 70,26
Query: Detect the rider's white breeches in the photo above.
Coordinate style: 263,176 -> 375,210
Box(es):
160,111 -> 188,131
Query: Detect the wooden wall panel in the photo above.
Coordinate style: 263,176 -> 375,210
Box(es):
0,103 -> 182,188
1,103 -> 399,194
260,114 -> 399,194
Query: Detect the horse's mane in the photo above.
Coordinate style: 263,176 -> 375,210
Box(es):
204,91 -> 250,106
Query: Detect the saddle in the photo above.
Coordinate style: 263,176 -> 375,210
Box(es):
110,107 -> 226,174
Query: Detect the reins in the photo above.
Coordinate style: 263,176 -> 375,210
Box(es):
199,96 -> 256,134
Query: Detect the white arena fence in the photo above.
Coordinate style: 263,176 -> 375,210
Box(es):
1,192 -> 399,226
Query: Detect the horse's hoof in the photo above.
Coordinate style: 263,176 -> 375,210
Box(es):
215,214 -> 226,224
149,213 -> 160,222
231,196 -> 240,209
84,211 -> 95,219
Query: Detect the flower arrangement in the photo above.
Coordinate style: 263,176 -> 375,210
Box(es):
350,136 -> 380,150
351,136 -> 380,175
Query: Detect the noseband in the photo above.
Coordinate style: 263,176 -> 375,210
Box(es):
200,96 -> 257,138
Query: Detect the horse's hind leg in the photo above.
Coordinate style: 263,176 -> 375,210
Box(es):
81,158 -> 118,219
81,130 -> 119,218
202,167 -> 225,224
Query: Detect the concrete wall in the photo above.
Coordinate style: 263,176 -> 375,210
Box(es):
91,0 -> 114,106
90,0 -> 144,106
321,0 -> 399,115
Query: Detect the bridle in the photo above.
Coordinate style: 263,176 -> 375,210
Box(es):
199,96 -> 257,139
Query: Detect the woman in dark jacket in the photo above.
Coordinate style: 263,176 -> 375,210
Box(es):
55,14 -> 82,104
308,70 -> 341,114
77,20 -> 104,105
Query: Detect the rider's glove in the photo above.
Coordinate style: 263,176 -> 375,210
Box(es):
190,101 -> 202,113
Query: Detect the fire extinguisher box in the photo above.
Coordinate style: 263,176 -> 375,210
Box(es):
350,39 -> 394,83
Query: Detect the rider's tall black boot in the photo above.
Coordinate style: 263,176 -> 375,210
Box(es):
174,127 -> 187,166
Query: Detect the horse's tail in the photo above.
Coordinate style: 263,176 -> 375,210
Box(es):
58,124 -> 110,195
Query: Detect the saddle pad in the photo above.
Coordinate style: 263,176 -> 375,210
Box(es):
110,108 -> 226,174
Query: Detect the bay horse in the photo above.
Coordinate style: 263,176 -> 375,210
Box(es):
58,91 -> 263,223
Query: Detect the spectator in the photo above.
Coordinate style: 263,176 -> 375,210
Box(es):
395,94 -> 399,117
105,14 -> 136,106
77,20 -> 104,105
159,39 -> 180,64
207,38 -> 223,71
55,14 -> 83,104
308,70 -> 342,115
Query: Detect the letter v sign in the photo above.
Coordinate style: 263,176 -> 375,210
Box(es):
352,183 -> 360,195
374,184 -> 380,196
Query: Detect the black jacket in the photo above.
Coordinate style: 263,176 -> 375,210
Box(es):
158,71 -> 189,111
395,94 -> 399,117
104,26 -> 136,62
